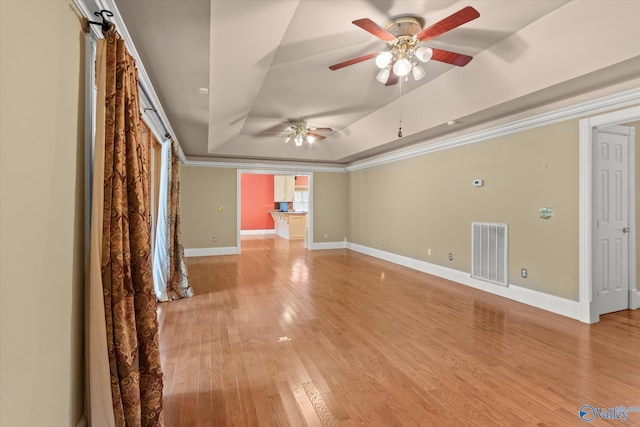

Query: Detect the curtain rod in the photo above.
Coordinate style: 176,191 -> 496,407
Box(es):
139,85 -> 172,141
84,8 -> 173,142
77,0 -> 186,161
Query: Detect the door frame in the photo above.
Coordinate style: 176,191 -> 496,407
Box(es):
579,106 -> 640,323
236,169 -> 314,254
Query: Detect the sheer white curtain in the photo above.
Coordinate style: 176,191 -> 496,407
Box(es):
152,139 -> 171,301
152,139 -> 193,301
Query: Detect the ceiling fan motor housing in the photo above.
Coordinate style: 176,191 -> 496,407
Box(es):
384,16 -> 423,37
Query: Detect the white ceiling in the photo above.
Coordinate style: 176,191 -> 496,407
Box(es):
111,0 -> 640,166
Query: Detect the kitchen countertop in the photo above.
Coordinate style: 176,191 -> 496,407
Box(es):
270,210 -> 307,215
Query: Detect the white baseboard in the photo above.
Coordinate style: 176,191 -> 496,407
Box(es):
184,247 -> 238,257
240,229 -> 275,236
311,241 -> 348,250
347,242 -> 589,323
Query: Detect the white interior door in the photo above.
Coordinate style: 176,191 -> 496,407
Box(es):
593,125 -> 632,315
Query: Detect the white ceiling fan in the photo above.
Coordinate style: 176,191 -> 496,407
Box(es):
262,120 -> 334,146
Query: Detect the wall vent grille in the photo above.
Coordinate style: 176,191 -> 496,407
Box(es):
472,222 -> 508,287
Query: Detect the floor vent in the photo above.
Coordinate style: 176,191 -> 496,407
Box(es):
472,222 -> 508,287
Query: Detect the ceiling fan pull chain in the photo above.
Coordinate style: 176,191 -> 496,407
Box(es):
398,77 -> 403,138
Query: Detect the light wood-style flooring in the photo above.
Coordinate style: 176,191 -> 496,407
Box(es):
158,236 -> 640,426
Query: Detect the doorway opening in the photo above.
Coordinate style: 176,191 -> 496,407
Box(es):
236,170 -> 313,254
579,105 -> 639,323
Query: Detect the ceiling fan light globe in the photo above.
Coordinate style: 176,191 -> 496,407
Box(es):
307,135 -> 315,143
376,68 -> 390,84
412,64 -> 426,80
294,134 -> 304,146
415,46 -> 433,62
375,51 -> 393,69
393,58 -> 412,77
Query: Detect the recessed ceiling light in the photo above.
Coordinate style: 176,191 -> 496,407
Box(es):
198,87 -> 209,95
447,120 -> 458,126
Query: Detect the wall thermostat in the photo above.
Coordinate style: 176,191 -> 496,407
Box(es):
472,179 -> 484,187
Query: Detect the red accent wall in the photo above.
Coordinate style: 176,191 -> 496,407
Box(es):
295,175 -> 309,186
241,174 -> 275,230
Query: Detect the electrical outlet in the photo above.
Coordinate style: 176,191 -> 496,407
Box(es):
427,248 -> 432,256
448,252 -> 453,261
213,236 -> 217,242
521,268 -> 528,278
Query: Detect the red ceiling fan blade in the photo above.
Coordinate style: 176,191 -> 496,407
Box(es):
307,132 -> 327,140
385,72 -> 399,86
352,18 -> 397,42
415,6 -> 480,42
431,48 -> 473,66
329,52 -> 378,70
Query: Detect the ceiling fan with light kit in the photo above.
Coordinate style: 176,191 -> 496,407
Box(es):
261,120 -> 334,146
329,6 -> 480,86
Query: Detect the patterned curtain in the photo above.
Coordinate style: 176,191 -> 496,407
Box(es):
101,26 -> 164,426
152,140 -> 193,301
166,140 -> 193,300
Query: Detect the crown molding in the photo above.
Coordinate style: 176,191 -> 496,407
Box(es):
183,157 -> 346,172
346,87 -> 640,171
183,86 -> 638,173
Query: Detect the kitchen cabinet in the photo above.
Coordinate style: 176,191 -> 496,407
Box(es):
287,214 -> 306,239
270,211 -> 307,240
274,175 -> 294,202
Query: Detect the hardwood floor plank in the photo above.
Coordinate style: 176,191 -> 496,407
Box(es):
301,381 -> 339,427
157,236 -> 640,426
266,392 -> 290,427
275,380 -> 312,427
316,390 -> 350,422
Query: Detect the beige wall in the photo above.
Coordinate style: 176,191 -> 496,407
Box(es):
313,172 -> 348,243
179,117 -> 637,304
0,1 -> 85,425
350,120 -> 581,300
180,168 -> 350,247
181,166 -> 238,248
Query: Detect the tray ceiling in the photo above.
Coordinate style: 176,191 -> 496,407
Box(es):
110,0 -> 640,166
